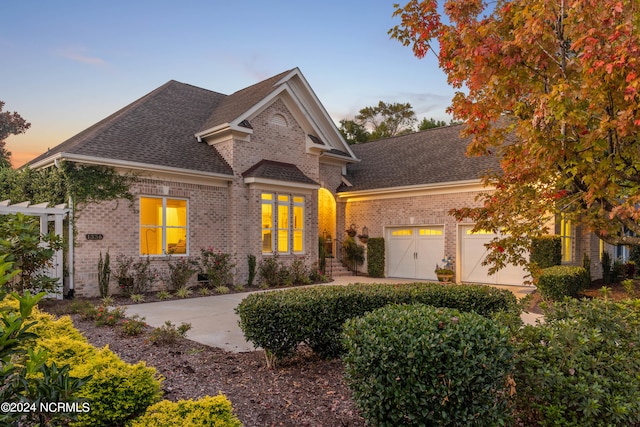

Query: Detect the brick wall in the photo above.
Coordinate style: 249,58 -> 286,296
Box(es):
72,178 -> 229,297
341,190 -> 486,272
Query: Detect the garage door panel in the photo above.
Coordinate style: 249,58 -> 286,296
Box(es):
387,226 -> 444,280
416,228 -> 444,281
460,226 -> 527,286
387,229 -> 416,278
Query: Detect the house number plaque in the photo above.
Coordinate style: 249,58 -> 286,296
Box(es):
85,234 -> 104,241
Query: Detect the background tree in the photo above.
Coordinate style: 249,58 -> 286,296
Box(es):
338,119 -> 371,144
418,117 -> 448,130
0,101 -> 31,168
390,0 -> 640,273
356,101 -> 417,140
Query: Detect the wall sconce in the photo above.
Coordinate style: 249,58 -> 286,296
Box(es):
358,226 -> 369,244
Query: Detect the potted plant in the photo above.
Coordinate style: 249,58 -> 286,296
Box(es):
435,256 -> 454,283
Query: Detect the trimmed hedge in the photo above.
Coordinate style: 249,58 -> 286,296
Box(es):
236,282 -> 519,361
537,265 -> 590,301
129,395 -> 242,427
530,235 -> 562,268
343,304 -> 514,426
366,238 -> 385,278
513,298 -> 640,426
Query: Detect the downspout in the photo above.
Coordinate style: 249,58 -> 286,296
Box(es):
67,196 -> 74,297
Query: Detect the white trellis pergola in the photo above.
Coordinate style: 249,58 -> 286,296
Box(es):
0,200 -> 72,299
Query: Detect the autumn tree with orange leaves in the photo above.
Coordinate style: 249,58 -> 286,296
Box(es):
391,0 -> 640,273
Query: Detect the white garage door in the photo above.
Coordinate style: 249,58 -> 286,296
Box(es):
387,226 -> 444,281
460,225 -> 527,286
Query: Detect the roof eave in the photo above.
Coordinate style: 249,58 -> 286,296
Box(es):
337,179 -> 491,201
29,153 -> 235,182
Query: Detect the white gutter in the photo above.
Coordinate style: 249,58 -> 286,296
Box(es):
338,179 -> 492,201
30,153 -> 235,182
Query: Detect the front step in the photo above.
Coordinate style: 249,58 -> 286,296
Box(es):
327,263 -> 357,278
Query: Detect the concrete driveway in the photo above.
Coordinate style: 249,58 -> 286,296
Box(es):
125,277 -> 541,353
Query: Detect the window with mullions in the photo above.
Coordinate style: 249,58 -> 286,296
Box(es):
261,193 -> 305,254
555,214 -> 573,263
140,197 -> 188,256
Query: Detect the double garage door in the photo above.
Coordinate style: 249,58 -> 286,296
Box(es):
386,225 -> 526,286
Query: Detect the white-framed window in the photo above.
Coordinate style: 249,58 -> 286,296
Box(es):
261,192 -> 305,254
556,214 -> 573,263
140,196 -> 188,256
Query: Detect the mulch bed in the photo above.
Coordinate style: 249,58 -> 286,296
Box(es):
41,297 -> 366,427
42,279 -> 633,426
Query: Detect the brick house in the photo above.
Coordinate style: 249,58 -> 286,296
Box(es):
27,68 -> 602,296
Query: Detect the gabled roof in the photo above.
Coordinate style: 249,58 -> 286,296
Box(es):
28,81 -> 234,176
28,68 -> 358,175
197,70 -> 294,134
242,160 -> 318,186
340,124 -> 500,192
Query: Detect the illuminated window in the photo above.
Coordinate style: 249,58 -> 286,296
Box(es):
391,229 -> 413,236
466,229 -> 495,235
419,228 -> 443,236
556,214 -> 574,263
262,193 -> 305,254
140,197 -> 188,256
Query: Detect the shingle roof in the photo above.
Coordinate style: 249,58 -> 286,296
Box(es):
242,160 -> 318,186
28,80 -> 234,175
341,125 -> 500,192
198,69 -> 294,133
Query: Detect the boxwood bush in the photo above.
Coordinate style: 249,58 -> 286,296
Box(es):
512,298 -> 640,426
342,304 -> 514,426
236,282 -> 519,362
537,265 -> 590,301
129,395 -> 242,427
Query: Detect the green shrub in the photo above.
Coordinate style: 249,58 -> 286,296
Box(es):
119,314 -> 148,336
149,320 -> 192,345
164,257 -> 197,292
530,235 -> 562,268
247,254 -> 256,286
342,236 -> 364,273
343,304 -> 514,426
258,255 -> 280,287
26,302 -> 163,427
0,288 -> 90,427
513,298 -> 640,426
537,265 -> 590,301
366,237 -> 385,278
93,304 -> 126,326
199,247 -> 235,288
236,282 -> 519,363
129,395 -> 242,427
98,251 -> 111,298
70,350 -> 163,427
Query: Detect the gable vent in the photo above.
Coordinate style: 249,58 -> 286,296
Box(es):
270,114 -> 288,127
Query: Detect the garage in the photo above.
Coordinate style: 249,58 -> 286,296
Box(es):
459,225 -> 527,285
386,226 -> 444,281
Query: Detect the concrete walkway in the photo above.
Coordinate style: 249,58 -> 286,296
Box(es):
125,277 -> 542,353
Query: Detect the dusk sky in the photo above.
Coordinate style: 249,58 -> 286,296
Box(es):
2,1 -> 454,167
